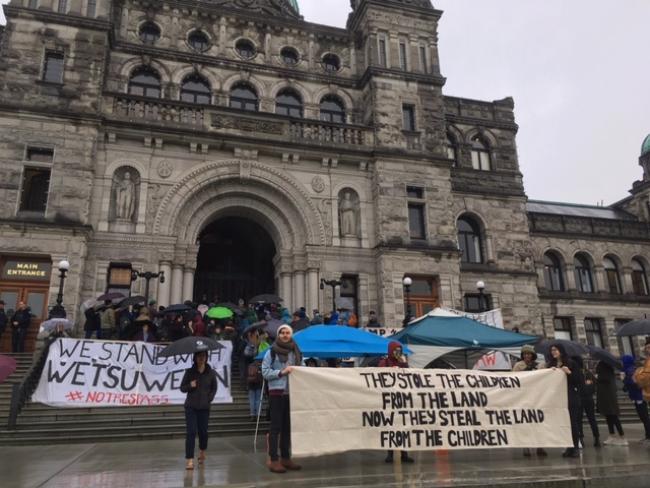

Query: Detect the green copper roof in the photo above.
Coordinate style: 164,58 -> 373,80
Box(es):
289,0 -> 299,13
642,134 -> 650,157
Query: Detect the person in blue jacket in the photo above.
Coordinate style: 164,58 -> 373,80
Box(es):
261,324 -> 303,473
622,354 -> 650,442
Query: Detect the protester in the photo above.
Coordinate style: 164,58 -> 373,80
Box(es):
547,343 -> 582,458
310,309 -> 323,325
512,345 -> 547,456
99,301 -> 116,339
634,338 -> 650,403
244,328 -> 269,419
261,324 -> 303,474
596,361 -> 627,446
622,354 -> 650,443
180,351 -> 217,470
575,356 -> 600,448
379,341 -> 414,463
366,310 -> 381,328
10,301 -> 31,352
0,300 -> 7,347
133,322 -> 156,343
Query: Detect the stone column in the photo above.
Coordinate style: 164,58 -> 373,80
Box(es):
183,268 -> 195,302
565,264 -> 577,291
280,273 -> 292,313
621,266 -> 633,294
293,271 -> 305,311
593,265 -> 606,293
157,261 -> 172,307
170,265 -> 184,305
307,269 -> 319,314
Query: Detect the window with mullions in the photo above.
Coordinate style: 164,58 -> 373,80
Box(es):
574,253 -> 594,293
543,252 -> 565,291
419,46 -> 427,73
139,22 -> 160,45
180,75 -> 211,104
464,293 -> 491,313
322,53 -> 340,72
19,167 -> 51,214
128,67 -> 161,98
584,318 -> 604,348
275,89 -> 302,118
57,0 -> 67,13
378,38 -> 387,67
603,256 -> 622,294
407,186 -> 426,240
402,105 -> 416,131
553,317 -> 573,341
235,39 -> 256,59
188,31 -> 210,52
615,319 -> 634,356
470,136 -> 491,171
86,0 -> 96,16
319,95 -> 345,124
632,258 -> 649,296
43,51 -> 64,84
457,216 -> 483,264
229,82 -> 258,111
399,42 -> 408,70
280,47 -> 299,66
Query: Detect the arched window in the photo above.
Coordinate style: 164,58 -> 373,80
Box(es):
322,53 -> 341,72
470,135 -> 491,171
128,67 -> 161,98
603,256 -> 622,294
457,216 -> 483,264
235,39 -> 256,59
229,82 -> 258,111
543,252 -> 565,291
275,88 -> 302,118
319,95 -> 345,123
281,47 -> 299,65
632,258 -> 649,295
446,132 -> 458,166
574,254 -> 594,293
180,74 -> 210,104
139,22 -> 160,45
188,30 -> 210,52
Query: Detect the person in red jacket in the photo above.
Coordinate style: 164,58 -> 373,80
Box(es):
379,341 -> 414,463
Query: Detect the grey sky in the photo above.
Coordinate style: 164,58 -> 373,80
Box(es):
2,0 -> 648,205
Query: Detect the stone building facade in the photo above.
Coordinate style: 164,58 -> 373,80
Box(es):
0,0 -> 649,354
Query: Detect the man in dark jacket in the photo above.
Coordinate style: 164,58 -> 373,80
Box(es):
11,301 -> 31,353
0,300 -> 7,347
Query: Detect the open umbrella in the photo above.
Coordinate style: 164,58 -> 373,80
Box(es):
0,355 -> 17,384
96,292 -> 126,302
587,345 -> 623,370
81,298 -> 101,311
206,307 -> 234,320
249,294 -> 283,304
117,295 -> 146,308
158,336 -> 225,357
535,339 -> 589,358
40,318 -> 74,332
615,319 -> 650,337
162,304 -> 193,315
216,302 -> 239,310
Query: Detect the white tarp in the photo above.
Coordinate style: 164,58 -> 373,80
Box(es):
33,338 -> 233,407
290,367 -> 571,457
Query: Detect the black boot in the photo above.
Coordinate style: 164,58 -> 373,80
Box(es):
594,437 -> 601,448
384,451 -> 393,463
562,448 -> 579,458
400,451 -> 414,463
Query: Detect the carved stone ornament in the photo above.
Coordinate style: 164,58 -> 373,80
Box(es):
157,161 -> 173,179
311,176 -> 326,193
207,0 -> 300,18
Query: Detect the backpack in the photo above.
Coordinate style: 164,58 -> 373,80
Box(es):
247,360 -> 263,387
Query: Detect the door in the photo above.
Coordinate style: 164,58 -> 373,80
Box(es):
0,286 -> 49,353
406,276 -> 439,321
0,288 -> 20,352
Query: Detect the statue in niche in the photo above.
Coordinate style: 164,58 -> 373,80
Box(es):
111,168 -> 140,222
338,190 -> 359,237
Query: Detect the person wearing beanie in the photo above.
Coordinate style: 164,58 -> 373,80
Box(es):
622,354 -> 650,443
512,345 -> 547,456
261,324 -> 303,473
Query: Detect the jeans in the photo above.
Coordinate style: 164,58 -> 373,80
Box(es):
634,401 -> 650,439
85,327 -> 101,339
248,388 -> 262,416
578,396 -> 600,440
268,394 -> 291,461
185,407 -> 210,459
12,328 -> 27,353
605,414 -> 624,436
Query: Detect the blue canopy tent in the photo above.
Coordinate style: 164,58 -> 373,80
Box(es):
390,313 -> 538,369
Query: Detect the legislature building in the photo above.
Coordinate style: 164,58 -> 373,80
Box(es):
0,0 -> 649,353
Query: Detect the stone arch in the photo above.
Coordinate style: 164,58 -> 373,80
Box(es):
269,80 -> 313,105
313,86 -> 355,112
119,57 -> 172,90
542,247 -> 568,267
154,160 -> 326,248
222,72 -> 266,98
454,209 -> 489,234
170,65 -> 221,91
446,124 -> 463,143
632,254 -> 650,270
464,127 -> 498,147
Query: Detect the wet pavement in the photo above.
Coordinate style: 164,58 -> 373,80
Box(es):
2,426 -> 649,488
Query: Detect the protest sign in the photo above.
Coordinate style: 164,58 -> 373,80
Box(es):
33,338 -> 232,407
363,326 -> 403,337
290,367 -> 571,456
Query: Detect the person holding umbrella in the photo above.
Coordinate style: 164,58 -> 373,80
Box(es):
180,350 -> 217,470
261,324 -> 303,474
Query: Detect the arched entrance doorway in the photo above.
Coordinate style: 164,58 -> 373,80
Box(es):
194,216 -> 276,303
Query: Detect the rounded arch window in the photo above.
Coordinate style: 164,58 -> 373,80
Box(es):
139,22 -> 161,45
574,253 -> 594,293
470,135 -> 491,171
188,30 -> 210,52
235,39 -> 256,59
322,53 -> 341,72
229,82 -> 258,111
275,88 -> 303,118
180,74 -> 211,104
128,66 -> 161,98
543,251 -> 565,291
632,258 -> 649,295
280,47 -> 299,66
603,256 -> 622,294
457,216 -> 483,264
319,95 -> 346,123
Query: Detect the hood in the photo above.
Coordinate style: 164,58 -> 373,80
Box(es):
622,355 -> 636,368
388,341 -> 403,356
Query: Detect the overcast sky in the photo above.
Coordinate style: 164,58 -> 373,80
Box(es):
2,0 -> 649,205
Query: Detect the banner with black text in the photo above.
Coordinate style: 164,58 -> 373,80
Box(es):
290,367 -> 571,456
33,339 -> 232,407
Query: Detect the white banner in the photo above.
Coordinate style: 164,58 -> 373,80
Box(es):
363,326 -> 403,337
290,368 -> 571,457
33,339 -> 233,407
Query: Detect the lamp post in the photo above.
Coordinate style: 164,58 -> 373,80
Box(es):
49,259 -> 70,319
320,278 -> 342,313
403,276 -> 413,327
476,280 -> 486,313
131,270 -> 165,305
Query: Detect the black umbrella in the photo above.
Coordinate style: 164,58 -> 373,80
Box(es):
162,304 -> 193,315
158,336 -> 225,357
97,292 -> 126,302
117,295 -> 146,308
216,302 -> 239,310
587,345 -> 623,370
615,319 -> 650,337
535,339 -> 589,358
242,321 -> 266,337
249,293 -> 283,304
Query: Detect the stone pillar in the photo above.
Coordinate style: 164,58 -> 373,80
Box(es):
593,265 -> 606,293
183,268 -> 195,302
170,265 -> 183,305
307,269 -> 319,314
622,266 -> 633,294
565,264 -> 577,291
293,271 -> 305,311
157,261 -> 172,307
281,273 -> 292,313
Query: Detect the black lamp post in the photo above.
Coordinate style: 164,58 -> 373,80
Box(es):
131,270 -> 165,305
476,280 -> 486,313
320,278 -> 342,313
49,259 -> 70,319
403,276 -> 413,327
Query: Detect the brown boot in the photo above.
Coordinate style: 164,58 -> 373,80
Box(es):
281,458 -> 302,471
268,460 -> 287,473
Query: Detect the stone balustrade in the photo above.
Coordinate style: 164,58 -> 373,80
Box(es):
111,95 -> 205,126
529,212 -> 650,241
